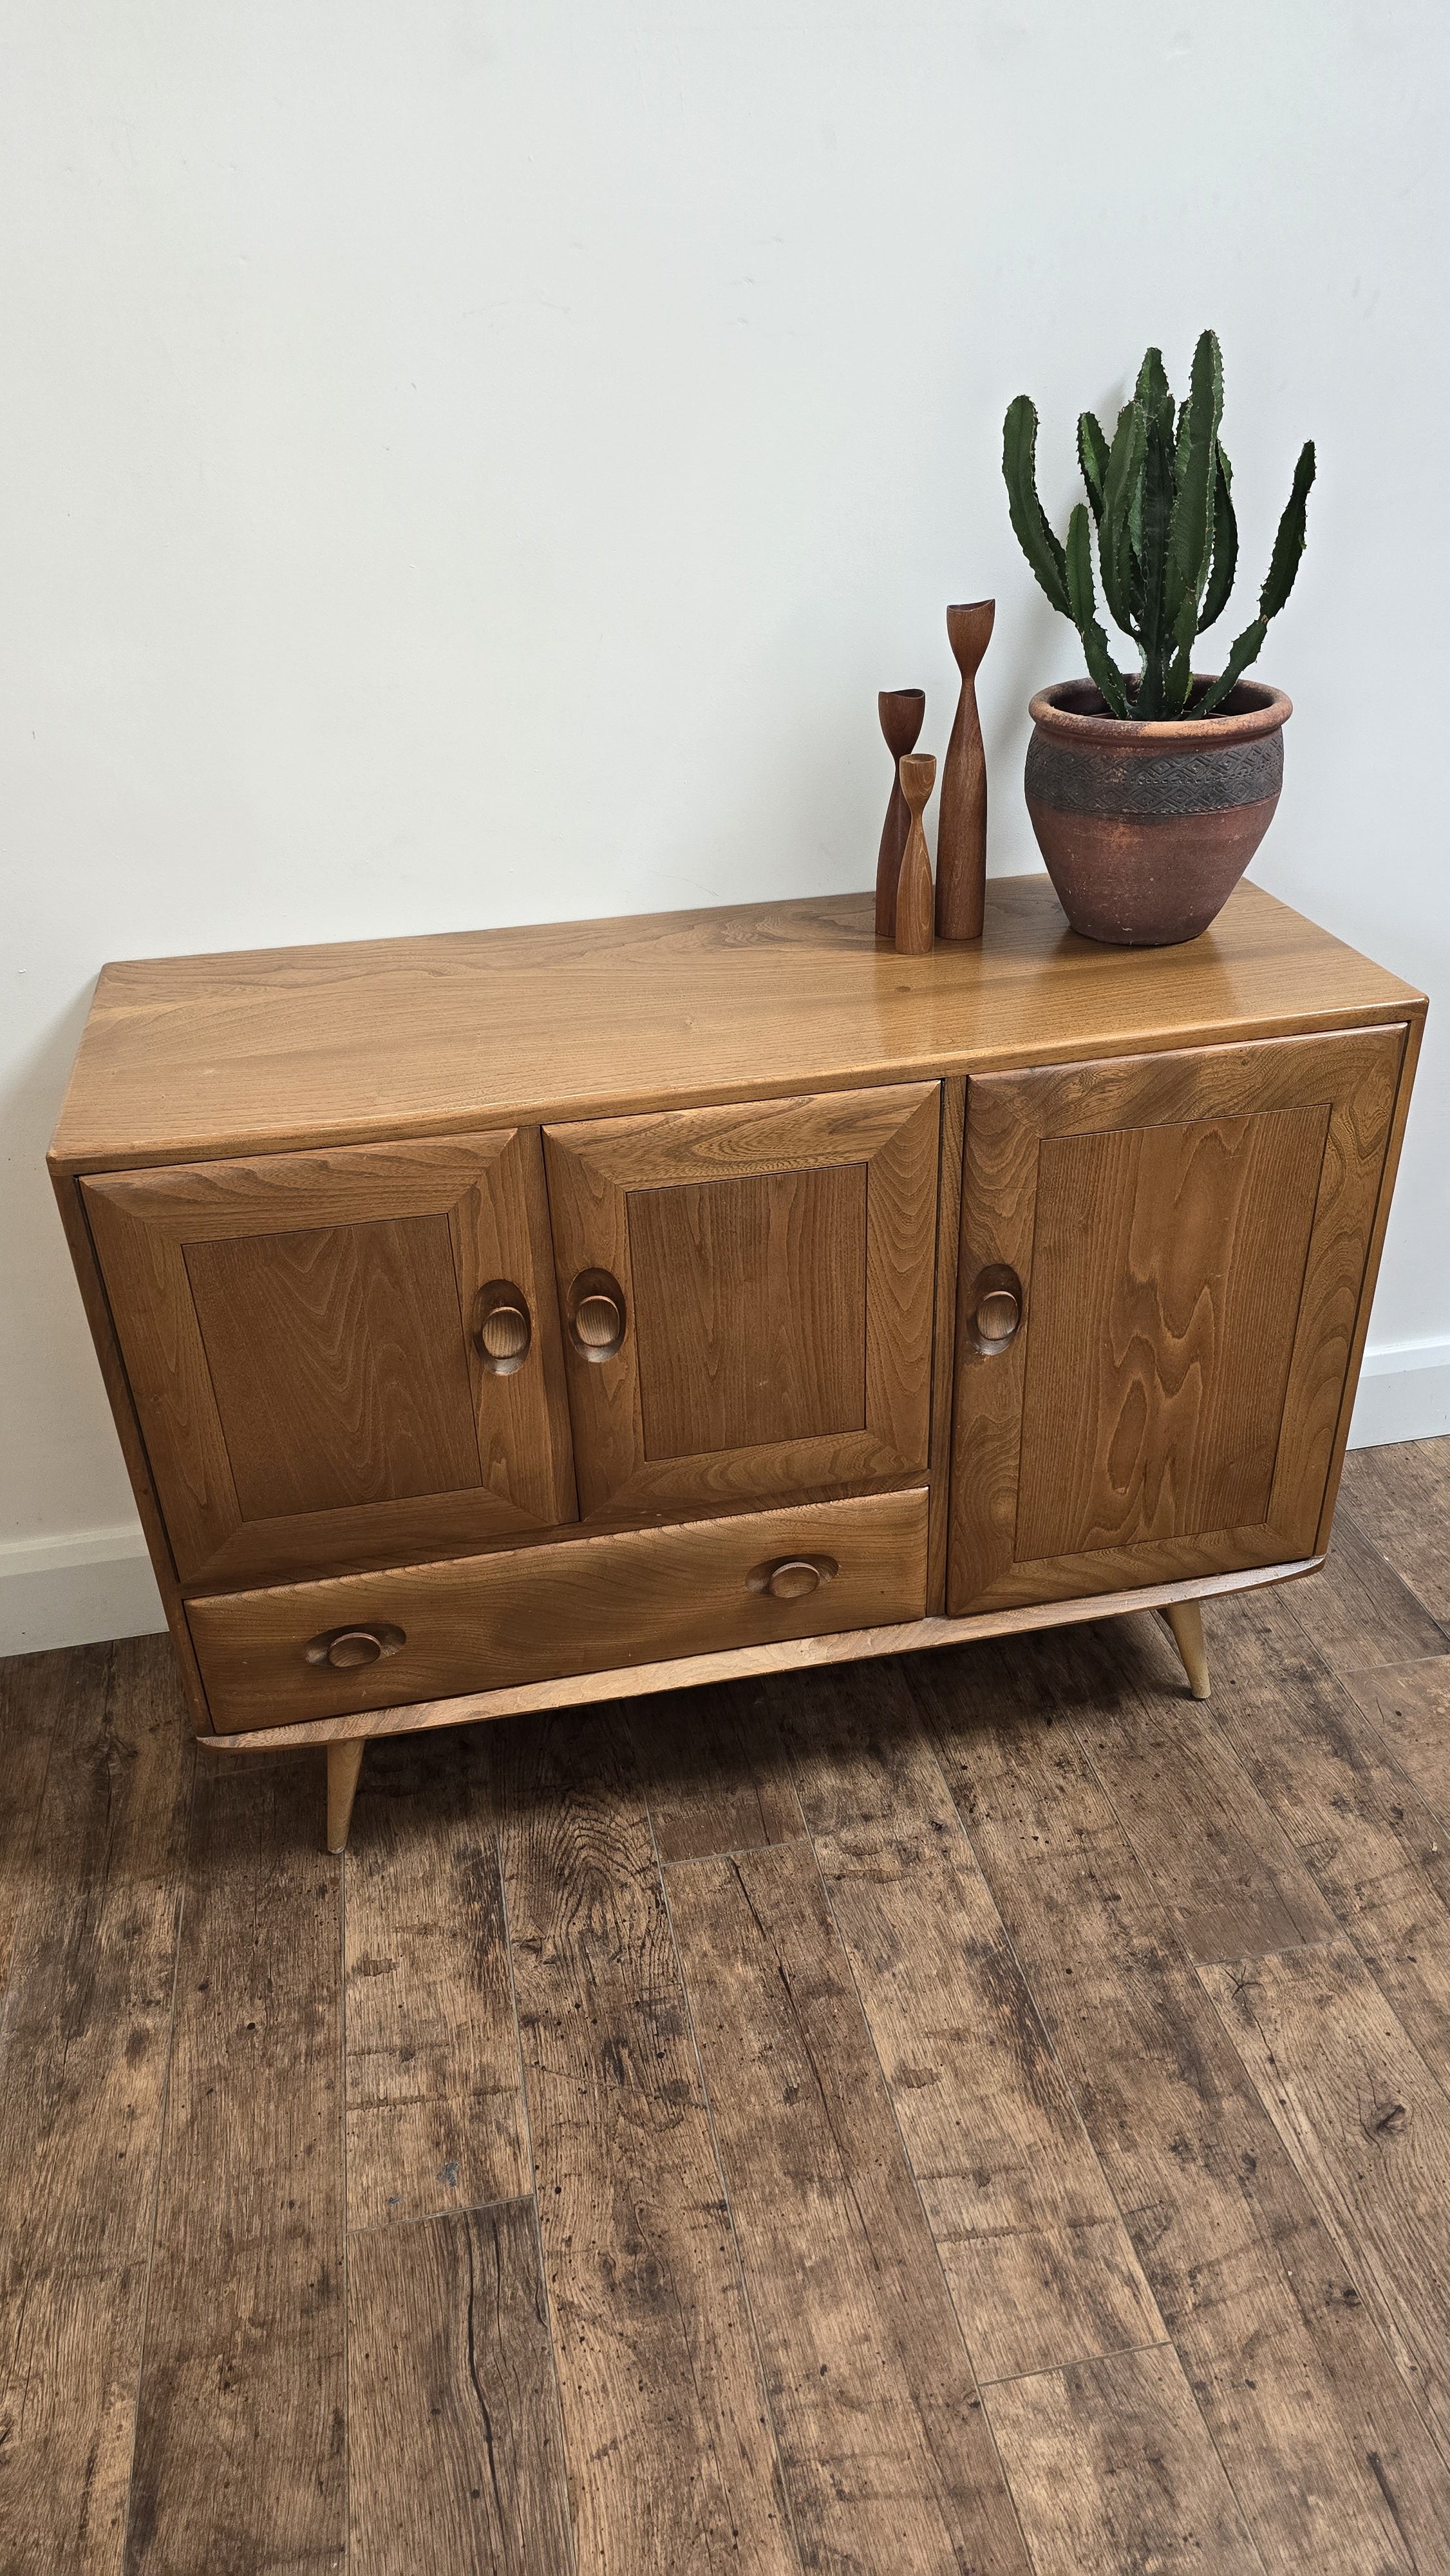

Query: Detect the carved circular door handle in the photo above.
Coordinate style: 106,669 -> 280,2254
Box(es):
473,1280 -> 532,1375
975,1286 -> 1021,1343
567,1269 -> 627,1362
305,1622 -> 406,1671
747,1553 -> 840,1600
965,1264 -> 1024,1356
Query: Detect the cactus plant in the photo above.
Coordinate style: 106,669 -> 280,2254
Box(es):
1003,331 -> 1314,719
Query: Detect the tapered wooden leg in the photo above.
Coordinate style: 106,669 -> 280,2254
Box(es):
1163,1600 -> 1210,1700
326,1737 -> 368,1853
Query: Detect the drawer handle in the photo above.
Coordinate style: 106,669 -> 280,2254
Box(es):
568,1268 -> 627,1362
473,1279 -> 532,1375
305,1622 -> 406,1671
748,1553 -> 840,1602
965,1264 -> 1024,1356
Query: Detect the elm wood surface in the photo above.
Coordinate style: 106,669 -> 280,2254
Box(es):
948,1024 -> 1405,1615
925,1074 -> 966,1615
892,752 -> 937,956
48,876 -> 1424,1176
542,1084 -> 939,1520
874,685 -> 925,939
189,1486 -> 930,1734
194,1552 -> 1321,1756
936,598 -> 995,942
12,1447 -> 1450,2576
82,1128 -> 575,1590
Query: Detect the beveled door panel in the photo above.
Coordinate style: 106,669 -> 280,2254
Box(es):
83,1130 -> 576,1586
948,1027 -> 1405,1615
543,1085 -> 939,1519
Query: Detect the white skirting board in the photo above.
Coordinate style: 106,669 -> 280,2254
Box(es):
3,1341 -> 1448,1658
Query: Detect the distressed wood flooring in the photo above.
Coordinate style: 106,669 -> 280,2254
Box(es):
3,1435 -> 1450,2571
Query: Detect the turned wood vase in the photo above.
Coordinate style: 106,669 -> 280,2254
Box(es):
1024,677 -> 1292,947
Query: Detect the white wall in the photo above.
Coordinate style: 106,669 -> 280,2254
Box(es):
4,2 -> 1447,1651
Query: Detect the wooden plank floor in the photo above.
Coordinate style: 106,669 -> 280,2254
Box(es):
3,1438 -> 1450,2571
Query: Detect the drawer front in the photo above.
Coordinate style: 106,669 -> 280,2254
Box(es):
189,1487 -> 928,1732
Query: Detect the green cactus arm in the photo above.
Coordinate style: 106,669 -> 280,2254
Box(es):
1098,399 -> 1144,639
1066,507 -> 1129,715
1200,616 -> 1268,715
1258,439 -> 1316,619
1166,328 -> 1223,634
1003,395 -> 1071,618
1077,412 -> 1110,524
1135,346 -> 1173,436
1199,446 -> 1238,633
1134,410 -> 1176,715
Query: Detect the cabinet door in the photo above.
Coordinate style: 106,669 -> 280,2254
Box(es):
543,1085 -> 939,1519
948,1027 -> 1404,1615
83,1130 -> 576,1587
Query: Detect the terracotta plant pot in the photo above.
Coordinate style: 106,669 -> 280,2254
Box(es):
1024,676 -> 1292,947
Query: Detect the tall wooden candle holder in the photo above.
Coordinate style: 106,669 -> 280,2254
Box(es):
936,600 -> 994,942
875,688 -> 926,940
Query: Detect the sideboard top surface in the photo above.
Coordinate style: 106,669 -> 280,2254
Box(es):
50,874 -> 1424,1174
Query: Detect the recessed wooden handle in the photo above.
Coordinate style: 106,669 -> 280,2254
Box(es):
747,1553 -> 840,1600
965,1264 -> 1024,1357
473,1280 -> 532,1375
975,1286 -> 1020,1343
305,1622 -> 406,1671
567,1269 -> 627,1362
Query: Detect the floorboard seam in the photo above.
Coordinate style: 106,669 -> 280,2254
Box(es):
645,1788 -> 810,2576
907,1667 -> 1277,2571
1188,1950 -> 1450,2481
783,1781 -> 1037,2573
492,1801 -> 581,2576
340,1815 -> 352,2575
975,2334 -> 1172,2392
118,1682 -> 198,2575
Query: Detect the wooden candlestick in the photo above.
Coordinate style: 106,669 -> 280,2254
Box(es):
894,753 -> 936,955
876,688 -> 926,940
936,600 -> 995,942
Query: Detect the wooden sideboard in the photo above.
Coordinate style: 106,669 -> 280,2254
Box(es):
50,875 -> 1425,1850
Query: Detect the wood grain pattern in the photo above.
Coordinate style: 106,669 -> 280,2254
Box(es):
949,1025 -> 1405,1616
1015,1100 -> 1328,1557
1341,1436 -> 1450,1625
1043,1615 -> 1339,1964
496,1708 -> 796,2575
0,1639 -> 191,2575
344,1730 -> 529,2229
126,1756 -> 346,2574
50,1171 -> 214,1733
666,1835 -> 1031,2575
927,1075 -> 966,1616
893,753 -> 936,957
82,1128 -> 576,1590
184,1212 -> 484,1517
1203,1936 -> 1450,2459
628,1162 -> 867,1458
771,1658 -> 1164,2383
1279,1510 -> 1447,1678
1349,1655 -> 1450,1828
188,1487 -> 930,1733
628,1678 -> 805,1864
0,1647 -> 65,1997
936,601 -> 995,945
983,2343 -> 1261,2576
348,2198 -> 574,2575
876,688 -> 926,940
1203,1591 -> 1450,2084
543,1084 -> 938,1520
914,1638 -> 1450,2573
50,879 -> 1422,1181
195,1553 -> 1320,1755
